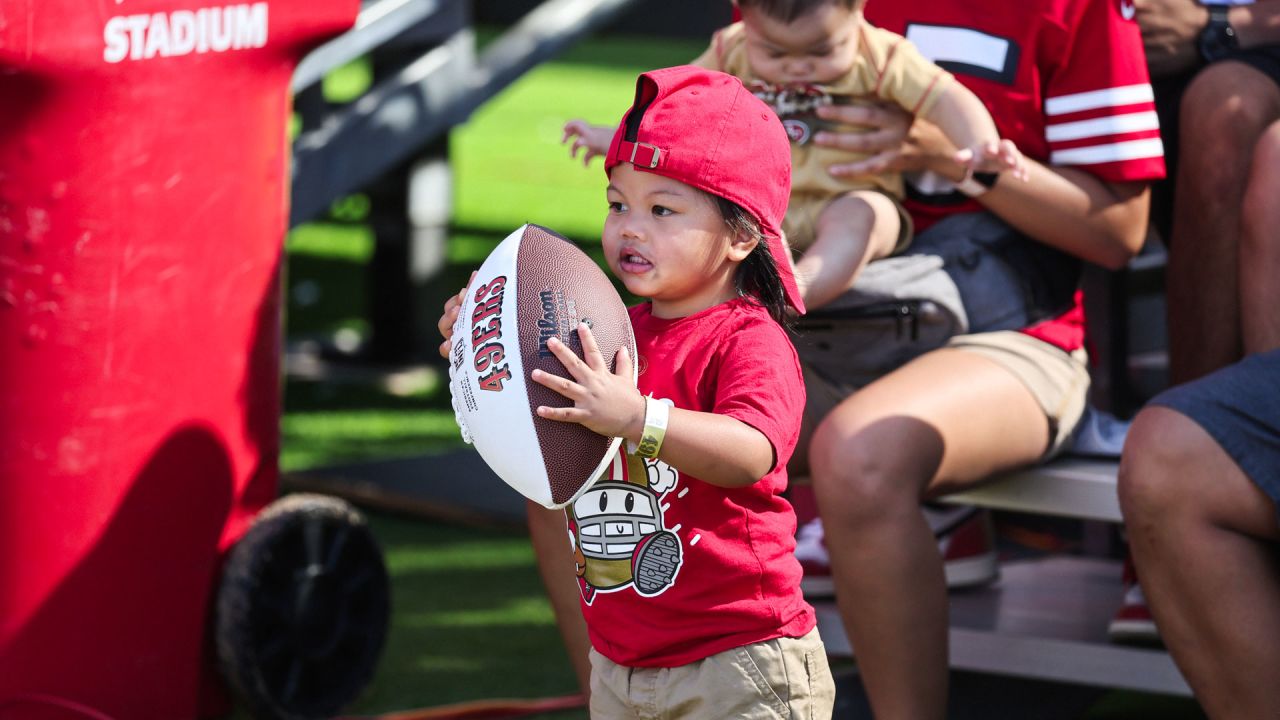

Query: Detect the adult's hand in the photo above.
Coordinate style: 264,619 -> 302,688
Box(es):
1136,0 -> 1208,79
811,102 -> 960,180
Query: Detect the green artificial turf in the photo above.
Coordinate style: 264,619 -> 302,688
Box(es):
347,515 -> 586,716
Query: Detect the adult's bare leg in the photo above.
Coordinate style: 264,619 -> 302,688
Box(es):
1166,61 -> 1280,383
1119,407 -> 1280,718
1240,120 -> 1280,355
526,500 -> 592,696
809,349 -> 1051,720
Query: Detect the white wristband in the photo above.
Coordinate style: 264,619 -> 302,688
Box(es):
634,396 -> 669,459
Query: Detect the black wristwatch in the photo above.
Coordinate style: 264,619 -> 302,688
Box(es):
1198,4 -> 1239,64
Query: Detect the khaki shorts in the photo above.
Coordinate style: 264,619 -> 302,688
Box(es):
946,330 -> 1090,458
802,330 -> 1090,462
784,190 -> 913,255
588,627 -> 835,720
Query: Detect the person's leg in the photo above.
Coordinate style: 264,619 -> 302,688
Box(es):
1240,119 -> 1280,355
793,190 -> 902,310
1119,407 -> 1280,718
526,500 -> 592,696
809,348 -> 1052,720
1167,60 -> 1280,383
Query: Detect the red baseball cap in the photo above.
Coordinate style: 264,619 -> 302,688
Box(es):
604,65 -> 804,315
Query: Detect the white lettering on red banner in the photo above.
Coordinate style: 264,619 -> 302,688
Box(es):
103,3 -> 269,63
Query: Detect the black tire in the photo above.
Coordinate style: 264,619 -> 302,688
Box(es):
215,494 -> 390,720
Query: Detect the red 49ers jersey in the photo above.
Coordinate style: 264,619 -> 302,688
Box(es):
866,0 -> 1165,351
866,0 -> 1166,223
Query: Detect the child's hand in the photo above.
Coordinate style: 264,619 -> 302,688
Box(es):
437,271 -> 477,359
531,322 -> 644,440
562,120 -> 614,166
955,139 -> 1029,182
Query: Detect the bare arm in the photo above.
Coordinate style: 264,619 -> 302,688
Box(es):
919,82 -> 999,158
918,122 -> 1147,269
1138,0 -> 1280,78
533,327 -> 775,488
651,408 -> 776,488
814,103 -> 1148,269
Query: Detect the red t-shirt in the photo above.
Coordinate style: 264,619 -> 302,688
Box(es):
566,298 -> 814,667
865,0 -> 1166,350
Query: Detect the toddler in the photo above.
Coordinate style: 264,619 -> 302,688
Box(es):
441,65 -> 833,718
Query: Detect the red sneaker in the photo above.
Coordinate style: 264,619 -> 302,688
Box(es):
1108,557 -> 1160,644
795,506 -> 1000,599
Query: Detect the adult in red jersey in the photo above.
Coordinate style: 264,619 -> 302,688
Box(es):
802,0 -> 1165,716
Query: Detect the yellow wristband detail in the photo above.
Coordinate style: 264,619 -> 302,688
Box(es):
635,396 -> 669,459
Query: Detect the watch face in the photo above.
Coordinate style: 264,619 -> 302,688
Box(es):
1199,8 -> 1238,63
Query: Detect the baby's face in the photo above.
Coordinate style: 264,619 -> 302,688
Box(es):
739,3 -> 861,86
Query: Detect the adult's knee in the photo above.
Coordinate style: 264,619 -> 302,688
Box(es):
1118,407 -> 1204,526
809,413 -> 924,522
1180,62 -> 1280,157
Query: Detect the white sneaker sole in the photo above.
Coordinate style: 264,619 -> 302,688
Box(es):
1107,618 -> 1161,644
943,551 -> 1000,588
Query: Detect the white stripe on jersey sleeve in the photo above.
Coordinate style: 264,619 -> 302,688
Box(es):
1046,110 -> 1160,142
1045,84 -> 1154,116
1051,137 -> 1165,165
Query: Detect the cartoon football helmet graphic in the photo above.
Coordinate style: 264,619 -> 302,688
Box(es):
569,448 -> 682,601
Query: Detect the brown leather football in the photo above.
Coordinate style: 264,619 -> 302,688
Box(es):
449,224 -> 636,508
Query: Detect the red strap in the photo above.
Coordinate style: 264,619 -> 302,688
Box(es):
617,141 -> 661,169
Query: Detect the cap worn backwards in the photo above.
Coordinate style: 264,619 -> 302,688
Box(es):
604,65 -> 804,314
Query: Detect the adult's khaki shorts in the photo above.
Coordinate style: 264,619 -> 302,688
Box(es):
803,330 -> 1090,460
588,627 -> 835,720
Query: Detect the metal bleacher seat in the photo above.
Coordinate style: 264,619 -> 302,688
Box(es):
813,456 -> 1191,696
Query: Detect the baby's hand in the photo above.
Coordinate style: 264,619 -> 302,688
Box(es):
562,120 -> 614,166
955,139 -> 1029,182
437,271 -> 477,359
530,322 -> 644,440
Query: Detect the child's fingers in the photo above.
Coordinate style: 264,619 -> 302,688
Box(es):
953,147 -> 975,167
531,367 -> 583,400
576,323 -> 605,370
544,335 -> 589,379
438,271 -> 480,358
535,404 -> 588,423
562,119 -> 585,142
614,345 -> 634,382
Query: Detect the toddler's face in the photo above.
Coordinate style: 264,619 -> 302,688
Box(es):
739,3 -> 860,86
602,164 -> 751,319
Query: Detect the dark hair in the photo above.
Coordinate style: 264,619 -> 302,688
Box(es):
736,0 -> 862,23
714,196 -> 791,326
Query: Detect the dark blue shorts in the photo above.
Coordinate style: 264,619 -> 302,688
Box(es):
1227,44 -> 1280,88
1151,349 -> 1280,522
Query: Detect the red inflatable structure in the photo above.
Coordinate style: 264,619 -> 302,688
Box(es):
0,3 -> 391,719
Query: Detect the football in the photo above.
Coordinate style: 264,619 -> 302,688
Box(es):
448,224 -> 637,509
